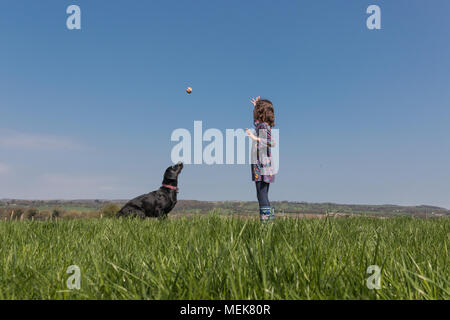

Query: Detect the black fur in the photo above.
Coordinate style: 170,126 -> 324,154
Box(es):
116,162 -> 183,218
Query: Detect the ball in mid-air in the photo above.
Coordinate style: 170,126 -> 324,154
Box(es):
186,87 -> 192,94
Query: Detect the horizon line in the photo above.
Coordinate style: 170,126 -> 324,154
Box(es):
1,198 -> 449,211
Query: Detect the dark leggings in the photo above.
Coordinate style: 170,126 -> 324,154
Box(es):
255,181 -> 270,207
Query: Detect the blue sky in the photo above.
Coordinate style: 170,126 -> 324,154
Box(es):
0,1 -> 449,208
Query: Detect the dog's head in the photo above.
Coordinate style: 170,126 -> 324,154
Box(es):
162,161 -> 183,186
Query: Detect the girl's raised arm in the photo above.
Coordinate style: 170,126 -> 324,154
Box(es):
250,96 -> 260,107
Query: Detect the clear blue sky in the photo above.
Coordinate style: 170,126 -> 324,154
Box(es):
1,1 -> 449,208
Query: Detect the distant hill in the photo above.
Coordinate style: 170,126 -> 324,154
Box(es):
1,199 -> 449,218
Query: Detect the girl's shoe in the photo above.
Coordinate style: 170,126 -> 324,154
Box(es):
269,207 -> 275,220
259,206 -> 272,222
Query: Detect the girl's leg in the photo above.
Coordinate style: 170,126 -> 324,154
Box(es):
256,181 -> 271,222
255,181 -> 262,206
261,182 -> 270,207
255,181 -> 270,207
259,182 -> 274,220
266,183 -> 275,220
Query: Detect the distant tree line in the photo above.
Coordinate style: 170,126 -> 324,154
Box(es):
0,200 -> 448,220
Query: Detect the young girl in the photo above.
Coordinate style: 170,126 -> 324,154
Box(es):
246,96 -> 275,222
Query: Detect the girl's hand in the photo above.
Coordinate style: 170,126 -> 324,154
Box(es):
246,128 -> 260,141
250,96 -> 260,107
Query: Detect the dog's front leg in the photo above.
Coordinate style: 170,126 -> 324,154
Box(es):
151,207 -> 164,219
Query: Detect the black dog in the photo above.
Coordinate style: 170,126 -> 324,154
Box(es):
116,162 -> 183,218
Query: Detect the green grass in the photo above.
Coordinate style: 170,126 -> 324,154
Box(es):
0,215 -> 448,299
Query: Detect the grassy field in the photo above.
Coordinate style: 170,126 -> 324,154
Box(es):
0,215 -> 448,299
